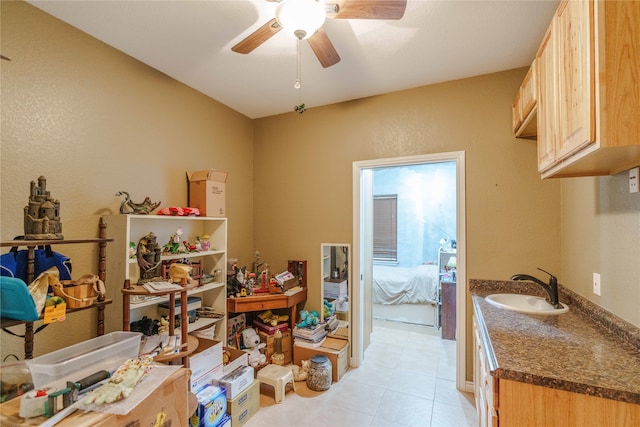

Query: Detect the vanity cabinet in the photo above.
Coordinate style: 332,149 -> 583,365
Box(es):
514,0 -> 640,178
473,307 -> 640,426
103,214 -> 227,342
473,315 -> 498,427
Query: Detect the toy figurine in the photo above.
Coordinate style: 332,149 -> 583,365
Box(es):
115,191 -> 161,215
297,310 -> 319,328
137,232 -> 162,282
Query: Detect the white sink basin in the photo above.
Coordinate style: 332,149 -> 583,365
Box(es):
485,293 -> 569,314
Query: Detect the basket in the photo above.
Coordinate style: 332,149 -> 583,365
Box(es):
53,280 -> 98,309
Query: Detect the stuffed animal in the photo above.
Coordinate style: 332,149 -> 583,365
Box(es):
323,299 -> 335,318
257,309 -> 289,326
241,328 -> 260,348
244,343 -> 266,368
296,310 -> 319,328
290,360 -> 310,381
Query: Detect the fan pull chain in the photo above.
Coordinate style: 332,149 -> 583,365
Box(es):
294,39 -> 305,114
295,39 -> 301,90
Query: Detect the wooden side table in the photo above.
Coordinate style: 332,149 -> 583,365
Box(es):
441,281 -> 456,340
226,287 -> 307,330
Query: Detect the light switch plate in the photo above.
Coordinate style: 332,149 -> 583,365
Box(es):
630,167 -> 639,194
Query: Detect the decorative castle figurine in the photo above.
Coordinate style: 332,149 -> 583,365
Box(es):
24,176 -> 63,240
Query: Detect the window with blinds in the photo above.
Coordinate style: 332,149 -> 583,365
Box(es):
373,194 -> 398,262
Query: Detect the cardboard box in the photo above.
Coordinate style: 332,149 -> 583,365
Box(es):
213,365 -> 254,399
0,368 -> 190,426
253,318 -> 289,335
187,169 -> 227,217
258,330 -> 292,365
189,383 -> 227,427
324,279 -> 347,300
191,363 -> 223,393
223,346 -> 249,375
294,337 -> 349,382
226,379 -> 260,427
189,338 -> 223,383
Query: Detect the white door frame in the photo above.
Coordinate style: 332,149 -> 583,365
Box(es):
352,151 -> 467,391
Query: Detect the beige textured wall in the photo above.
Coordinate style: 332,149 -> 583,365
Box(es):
560,174 -> 640,327
1,2 -> 254,359
253,69 -> 563,381
6,0 -> 637,386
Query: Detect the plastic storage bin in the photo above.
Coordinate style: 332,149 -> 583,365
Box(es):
26,331 -> 142,388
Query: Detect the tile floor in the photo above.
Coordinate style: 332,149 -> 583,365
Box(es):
244,319 -> 477,427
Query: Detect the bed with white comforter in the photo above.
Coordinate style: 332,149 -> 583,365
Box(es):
372,264 -> 440,326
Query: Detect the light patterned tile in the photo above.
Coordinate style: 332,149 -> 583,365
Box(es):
430,399 -> 477,427
343,360 -> 394,388
323,378 -> 387,415
373,389 -> 433,427
433,378 -> 475,408
244,320 -> 470,427
388,366 -> 438,400
398,348 -> 440,376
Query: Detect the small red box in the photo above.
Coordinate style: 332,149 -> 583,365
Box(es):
252,319 -> 289,335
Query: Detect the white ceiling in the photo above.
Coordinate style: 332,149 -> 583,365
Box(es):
28,0 -> 559,119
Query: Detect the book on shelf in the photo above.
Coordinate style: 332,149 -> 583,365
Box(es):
142,281 -> 183,292
292,323 -> 327,343
294,336 -> 327,348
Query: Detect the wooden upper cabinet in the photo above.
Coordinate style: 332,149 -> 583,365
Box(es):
516,0 -> 640,178
555,0 -> 595,160
512,60 -> 538,138
537,25 -> 557,172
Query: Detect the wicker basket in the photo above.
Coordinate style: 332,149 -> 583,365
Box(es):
53,280 -> 98,309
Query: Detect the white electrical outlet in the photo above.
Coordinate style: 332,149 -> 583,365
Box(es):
630,167 -> 639,194
593,272 -> 601,296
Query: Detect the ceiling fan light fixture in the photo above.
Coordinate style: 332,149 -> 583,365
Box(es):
275,0 -> 326,40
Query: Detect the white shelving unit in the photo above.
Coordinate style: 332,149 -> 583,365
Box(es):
103,214 -> 227,342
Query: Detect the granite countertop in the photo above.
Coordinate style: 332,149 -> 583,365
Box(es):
470,279 -> 640,404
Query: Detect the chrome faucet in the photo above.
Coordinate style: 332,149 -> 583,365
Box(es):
510,268 -> 560,309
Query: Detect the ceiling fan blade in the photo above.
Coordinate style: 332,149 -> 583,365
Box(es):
232,18 -> 282,54
308,28 -> 341,68
327,0 -> 407,20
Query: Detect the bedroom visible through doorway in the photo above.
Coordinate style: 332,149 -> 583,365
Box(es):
371,162 -> 456,329
352,151 -> 467,392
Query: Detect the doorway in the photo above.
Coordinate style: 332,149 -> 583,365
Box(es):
352,152 -> 467,391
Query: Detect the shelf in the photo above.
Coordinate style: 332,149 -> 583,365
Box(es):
105,214 -> 228,346
180,316 -> 225,334
129,282 -> 226,309
0,299 -> 113,328
0,237 -> 113,247
0,220 -> 113,359
127,249 -> 225,263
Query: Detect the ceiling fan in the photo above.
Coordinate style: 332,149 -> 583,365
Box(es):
231,0 -> 407,68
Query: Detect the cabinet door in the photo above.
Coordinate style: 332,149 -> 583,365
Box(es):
520,60 -> 537,123
537,25 -> 557,172
556,0 -> 596,159
513,61 -> 538,139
